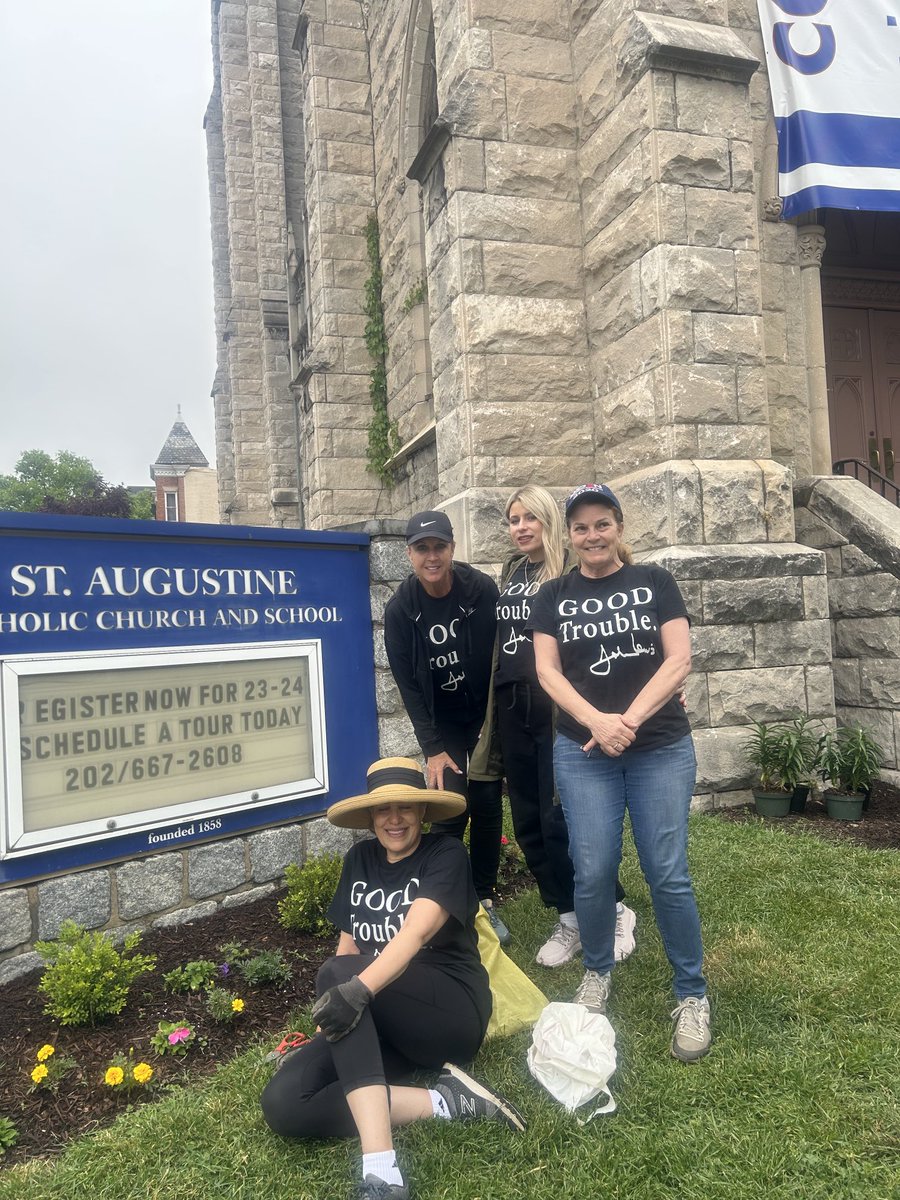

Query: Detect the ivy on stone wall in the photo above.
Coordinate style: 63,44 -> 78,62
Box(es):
364,216 -> 400,484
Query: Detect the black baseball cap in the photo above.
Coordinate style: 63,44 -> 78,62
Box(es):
405,510 -> 454,544
564,484 -> 623,519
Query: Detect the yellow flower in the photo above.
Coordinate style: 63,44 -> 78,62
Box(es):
132,1062 -> 153,1085
36,1044 -> 55,1062
231,998 -> 244,1013
31,1064 -> 49,1084
104,1066 -> 125,1086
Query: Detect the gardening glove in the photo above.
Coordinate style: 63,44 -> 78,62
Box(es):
312,976 -> 373,1042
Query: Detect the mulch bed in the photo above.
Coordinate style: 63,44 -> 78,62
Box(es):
0,851 -> 533,1169
714,779 -> 900,850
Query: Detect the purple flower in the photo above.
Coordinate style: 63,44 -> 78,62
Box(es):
218,963 -> 230,977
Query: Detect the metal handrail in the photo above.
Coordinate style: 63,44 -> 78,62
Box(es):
833,459 -> 900,506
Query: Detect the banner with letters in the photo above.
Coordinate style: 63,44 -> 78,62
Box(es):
757,1 -> 900,218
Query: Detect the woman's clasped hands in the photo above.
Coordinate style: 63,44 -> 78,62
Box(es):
582,712 -> 637,757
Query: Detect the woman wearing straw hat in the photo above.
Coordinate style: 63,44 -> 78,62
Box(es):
260,757 -> 524,1200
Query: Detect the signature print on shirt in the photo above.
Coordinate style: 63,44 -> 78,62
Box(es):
427,618 -> 466,691
557,585 -> 658,676
498,579 -> 540,657
349,877 -> 420,950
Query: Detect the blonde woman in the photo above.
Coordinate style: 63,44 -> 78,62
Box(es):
471,486 -> 636,968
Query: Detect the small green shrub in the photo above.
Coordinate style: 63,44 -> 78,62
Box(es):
278,853 -> 342,937
35,921 -> 156,1027
216,939 -> 251,964
237,948 -> 292,988
163,959 -> 219,993
0,1116 -> 18,1158
206,988 -> 244,1023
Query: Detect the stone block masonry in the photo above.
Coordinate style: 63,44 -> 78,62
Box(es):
795,476 -> 900,788
647,539 -> 834,812
0,818 -> 354,986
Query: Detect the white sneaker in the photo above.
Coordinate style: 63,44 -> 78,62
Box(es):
670,995 -> 711,1062
535,922 -> 582,968
573,968 -> 611,1014
614,904 -> 636,962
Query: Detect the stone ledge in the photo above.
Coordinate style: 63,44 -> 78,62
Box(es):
796,476 -> 900,578
639,541 -> 825,579
618,11 -> 759,92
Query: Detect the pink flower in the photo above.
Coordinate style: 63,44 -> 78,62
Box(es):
168,1027 -> 191,1045
500,836 -> 509,845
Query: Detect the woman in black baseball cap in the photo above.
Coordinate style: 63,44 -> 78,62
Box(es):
383,510 -> 509,943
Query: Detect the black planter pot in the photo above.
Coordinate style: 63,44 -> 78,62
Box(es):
789,785 -> 809,814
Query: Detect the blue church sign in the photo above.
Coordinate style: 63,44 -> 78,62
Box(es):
0,512 -> 378,885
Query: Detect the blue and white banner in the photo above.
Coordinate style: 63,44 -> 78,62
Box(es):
757,1 -> 900,218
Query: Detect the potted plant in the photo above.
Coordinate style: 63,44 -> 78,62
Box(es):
745,721 -> 790,817
744,716 -> 820,818
818,724 -> 884,820
782,714 -> 820,813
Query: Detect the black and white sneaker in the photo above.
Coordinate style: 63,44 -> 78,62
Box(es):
434,1063 -> 526,1132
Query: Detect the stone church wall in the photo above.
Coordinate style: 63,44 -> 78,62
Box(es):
203,1 -> 900,803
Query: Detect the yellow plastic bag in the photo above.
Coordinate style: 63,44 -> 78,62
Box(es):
475,906 -> 548,1039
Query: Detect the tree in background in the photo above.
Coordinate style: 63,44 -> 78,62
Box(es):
128,490 -> 156,521
0,450 -> 153,520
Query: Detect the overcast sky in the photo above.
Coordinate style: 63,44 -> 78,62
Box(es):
0,2 -> 217,488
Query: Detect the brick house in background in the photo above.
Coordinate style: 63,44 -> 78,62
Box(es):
204,0 -> 900,797
151,411 -> 219,524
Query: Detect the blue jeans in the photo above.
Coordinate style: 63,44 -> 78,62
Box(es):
554,732 -> 705,998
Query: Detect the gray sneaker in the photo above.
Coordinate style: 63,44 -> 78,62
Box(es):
483,902 -> 511,946
670,995 -> 711,1062
536,922 -> 582,968
573,968 -> 611,1014
357,1176 -> 409,1200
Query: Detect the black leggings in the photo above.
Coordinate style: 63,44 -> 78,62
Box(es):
260,955 -> 486,1139
428,716 -> 503,903
496,683 -> 575,914
496,682 -> 625,911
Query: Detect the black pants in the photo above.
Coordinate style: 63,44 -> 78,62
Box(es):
428,715 -> 503,903
496,682 -> 625,912
260,955 -> 485,1140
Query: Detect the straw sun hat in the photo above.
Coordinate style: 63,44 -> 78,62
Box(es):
326,757 -> 466,830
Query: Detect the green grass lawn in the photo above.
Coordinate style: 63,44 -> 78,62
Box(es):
3,814 -> 899,1200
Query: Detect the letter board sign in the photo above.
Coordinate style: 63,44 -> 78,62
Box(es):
0,512 -> 378,884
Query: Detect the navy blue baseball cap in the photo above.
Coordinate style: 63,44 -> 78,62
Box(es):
564,484 -> 622,519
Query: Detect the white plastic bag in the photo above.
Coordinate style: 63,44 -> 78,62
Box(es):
526,1001 -> 617,1122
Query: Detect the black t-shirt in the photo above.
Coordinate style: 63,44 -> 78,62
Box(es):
327,832 -> 491,1030
418,580 -> 469,714
528,563 -> 691,751
494,560 -> 543,688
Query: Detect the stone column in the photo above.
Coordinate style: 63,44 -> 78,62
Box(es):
209,0 -> 300,527
296,0 -> 382,529
570,8 -> 834,800
417,0 -> 595,567
797,224 -> 833,476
